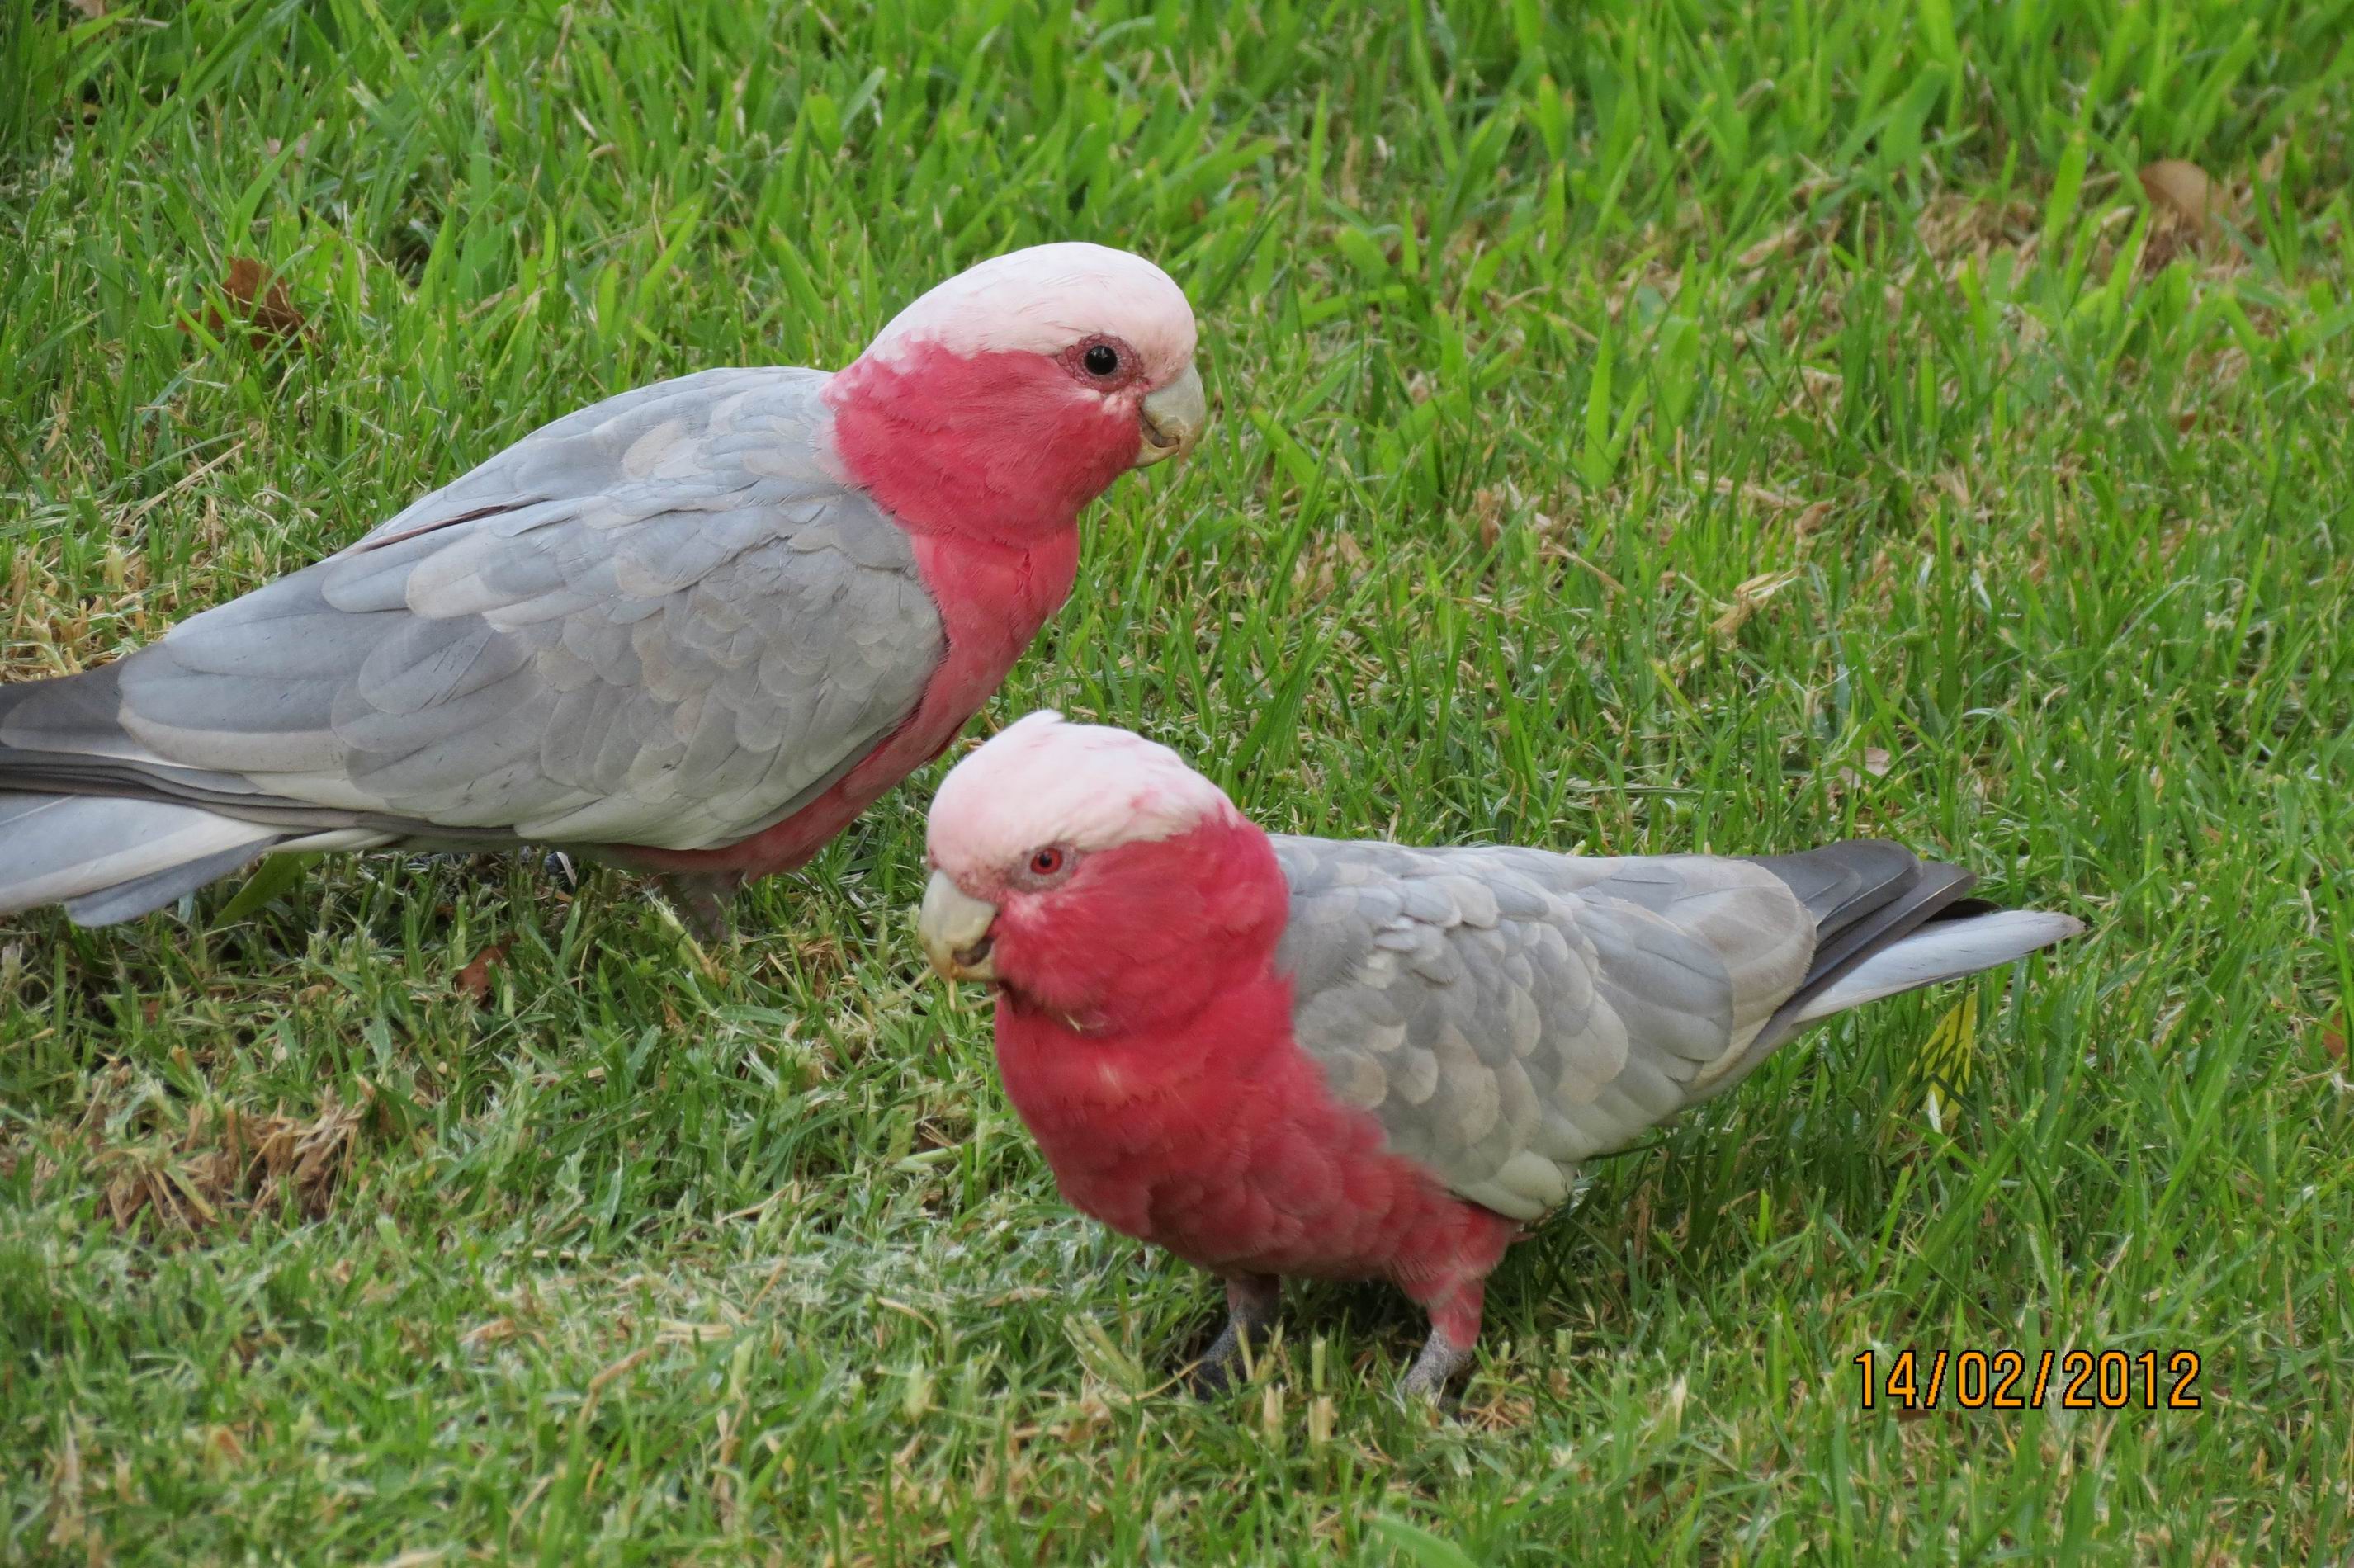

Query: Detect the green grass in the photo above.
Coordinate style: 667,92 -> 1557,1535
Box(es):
3,0 -> 2352,1561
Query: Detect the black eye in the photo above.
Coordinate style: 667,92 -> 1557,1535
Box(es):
1028,846 -> 1066,876
1083,344 -> 1119,377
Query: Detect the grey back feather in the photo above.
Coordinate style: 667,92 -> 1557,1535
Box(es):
1269,836 -> 1816,1221
0,370 -> 946,854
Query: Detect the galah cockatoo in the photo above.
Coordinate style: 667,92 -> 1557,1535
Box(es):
0,244 -> 1205,931
919,713 -> 2084,1399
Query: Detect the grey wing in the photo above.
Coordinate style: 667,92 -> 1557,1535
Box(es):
1270,837 -> 1817,1221
0,369 -> 945,851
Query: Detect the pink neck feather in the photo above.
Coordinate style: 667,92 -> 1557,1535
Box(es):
825,342 -> 1139,548
990,820 -> 1307,1232
990,819 -> 1290,1036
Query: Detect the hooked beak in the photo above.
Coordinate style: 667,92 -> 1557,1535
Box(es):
1133,361 -> 1207,467
918,869 -> 1000,983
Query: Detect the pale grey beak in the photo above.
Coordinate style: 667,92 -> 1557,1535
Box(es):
1134,361 -> 1206,466
918,869 -> 1000,982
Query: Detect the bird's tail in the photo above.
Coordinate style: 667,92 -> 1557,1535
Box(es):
0,791 -> 284,925
1778,907 -> 2084,1027
1742,840 -> 2082,1056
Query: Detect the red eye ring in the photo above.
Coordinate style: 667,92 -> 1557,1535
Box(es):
1028,847 -> 1066,876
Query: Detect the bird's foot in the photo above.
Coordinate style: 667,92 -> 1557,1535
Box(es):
655,871 -> 744,943
1188,1273 -> 1282,1396
1398,1328 -> 1475,1405
1189,1324 -> 1251,1396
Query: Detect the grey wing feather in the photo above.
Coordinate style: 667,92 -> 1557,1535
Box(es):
1271,836 -> 1817,1221
0,792 -> 281,921
0,370 -> 945,853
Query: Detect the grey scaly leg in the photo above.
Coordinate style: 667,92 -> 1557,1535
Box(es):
1398,1325 -> 1476,1402
1399,1276 -> 1485,1402
657,870 -> 744,942
1190,1273 -> 1282,1395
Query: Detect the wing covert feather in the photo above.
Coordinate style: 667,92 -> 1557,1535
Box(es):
83,369 -> 945,850
1272,837 -> 1817,1221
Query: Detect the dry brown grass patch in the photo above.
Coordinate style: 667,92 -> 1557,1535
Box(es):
35,1077 -> 376,1235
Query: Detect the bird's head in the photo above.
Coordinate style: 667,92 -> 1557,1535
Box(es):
827,243 -> 1206,545
919,711 -> 1284,1032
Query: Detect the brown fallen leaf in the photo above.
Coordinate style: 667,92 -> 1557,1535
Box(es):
187,257 -> 310,348
1708,567 -> 1802,640
2139,159 -> 2213,229
2139,159 -> 2221,276
1472,487 -> 1505,551
2322,1012 -> 2346,1064
460,1317 -> 518,1351
455,942 -> 508,1006
1832,746 -> 1894,791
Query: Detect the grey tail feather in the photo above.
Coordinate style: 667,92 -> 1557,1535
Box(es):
64,842 -> 277,924
1745,840 -> 1959,952
1742,840 -> 2078,1055
2,667 -> 387,833
0,660 -> 132,759
0,792 -> 282,926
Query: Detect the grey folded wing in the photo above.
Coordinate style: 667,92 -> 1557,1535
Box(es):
0,368 -> 945,851
1269,837 -> 1818,1221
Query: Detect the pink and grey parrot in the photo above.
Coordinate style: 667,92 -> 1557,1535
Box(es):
917,713 -> 2085,1399
0,244 -> 1205,930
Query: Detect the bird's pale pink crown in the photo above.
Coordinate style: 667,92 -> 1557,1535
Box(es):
860,243 -> 1197,384
823,244 -> 1203,548
928,711 -> 1236,887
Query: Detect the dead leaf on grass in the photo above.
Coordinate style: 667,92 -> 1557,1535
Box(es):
185,257 -> 311,349
2140,160 -> 2214,228
455,942 -> 508,1006
1708,568 -> 1802,641
2139,159 -> 2219,272
1832,747 -> 1894,791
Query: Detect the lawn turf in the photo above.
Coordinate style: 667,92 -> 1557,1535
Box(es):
2,1 -> 2352,1561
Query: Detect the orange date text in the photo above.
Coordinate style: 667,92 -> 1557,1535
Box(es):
1853,1349 -> 2203,1412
